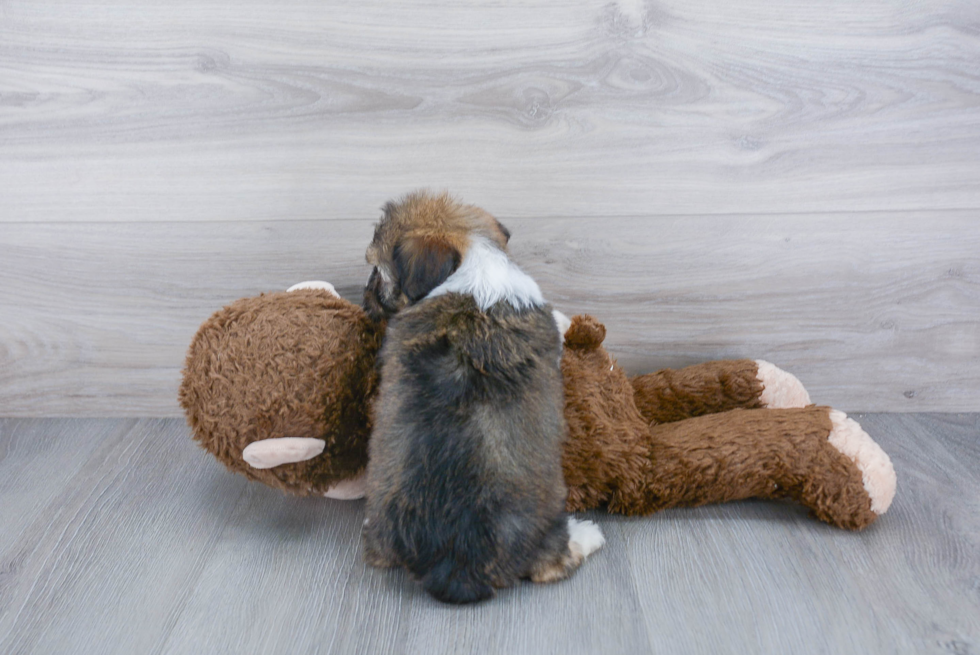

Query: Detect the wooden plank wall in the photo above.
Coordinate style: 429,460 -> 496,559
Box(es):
1,0 -> 978,416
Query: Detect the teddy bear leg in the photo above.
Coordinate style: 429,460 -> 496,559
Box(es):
792,408 -> 896,528
610,406 -> 895,529
630,360 -> 758,424
629,359 -> 812,425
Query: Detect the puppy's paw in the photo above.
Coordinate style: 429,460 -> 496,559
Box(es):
362,522 -> 399,569
528,518 -> 604,584
363,544 -> 399,569
567,517 -> 605,559
364,548 -> 398,569
755,360 -> 811,408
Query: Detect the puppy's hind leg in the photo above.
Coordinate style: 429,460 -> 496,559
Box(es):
527,517 -> 605,583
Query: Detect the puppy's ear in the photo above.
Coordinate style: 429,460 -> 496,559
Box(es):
393,236 -> 462,302
494,219 -> 511,244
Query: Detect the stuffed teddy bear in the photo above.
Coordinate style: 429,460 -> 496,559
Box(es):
180,283 -> 896,530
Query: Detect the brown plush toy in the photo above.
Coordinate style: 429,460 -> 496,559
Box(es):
180,283 -> 896,529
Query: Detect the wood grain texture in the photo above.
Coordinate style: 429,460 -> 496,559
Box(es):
1,0 -> 979,413
0,419 -> 249,655
1,0 -> 979,221
0,415 -> 976,654
1,213 -> 977,416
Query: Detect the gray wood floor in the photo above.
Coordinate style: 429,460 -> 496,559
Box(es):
0,414 -> 977,655
2,0 -> 979,416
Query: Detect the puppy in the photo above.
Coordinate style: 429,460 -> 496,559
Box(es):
361,190 -> 604,604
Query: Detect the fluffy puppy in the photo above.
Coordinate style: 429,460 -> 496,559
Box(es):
361,191 -> 604,604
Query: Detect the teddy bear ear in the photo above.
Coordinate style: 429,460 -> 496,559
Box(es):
564,315 -> 607,349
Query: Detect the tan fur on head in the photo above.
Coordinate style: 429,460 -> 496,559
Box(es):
367,190 -> 510,261
363,191 -> 513,320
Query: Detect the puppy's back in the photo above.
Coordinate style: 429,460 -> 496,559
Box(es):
364,294 -> 567,603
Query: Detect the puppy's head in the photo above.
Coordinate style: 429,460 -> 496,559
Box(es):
363,191 -> 511,321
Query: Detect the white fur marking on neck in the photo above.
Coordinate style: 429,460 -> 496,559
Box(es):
427,236 -> 545,311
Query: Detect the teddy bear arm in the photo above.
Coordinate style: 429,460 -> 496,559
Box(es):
608,406 -> 895,530
630,359 -> 810,425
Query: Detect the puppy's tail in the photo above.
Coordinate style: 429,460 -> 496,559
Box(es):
421,558 -> 494,604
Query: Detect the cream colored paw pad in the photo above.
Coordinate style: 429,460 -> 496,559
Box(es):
827,410 -> 897,514
755,360 -> 812,408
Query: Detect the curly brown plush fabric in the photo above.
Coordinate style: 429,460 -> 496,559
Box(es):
631,359 -> 765,425
179,290 -> 382,495
560,315 -> 651,513
627,408 -> 877,528
558,314 -> 878,529
180,293 -> 888,530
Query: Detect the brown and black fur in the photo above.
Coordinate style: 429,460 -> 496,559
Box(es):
362,190 -> 510,322
361,191 -> 581,603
